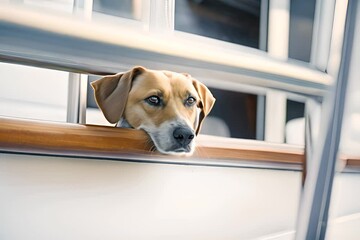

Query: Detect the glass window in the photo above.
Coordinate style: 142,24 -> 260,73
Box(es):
175,0 -> 317,63
289,0 -> 316,62
203,88 -> 257,139
285,99 -> 305,145
93,0 -> 142,20
175,0 -> 261,48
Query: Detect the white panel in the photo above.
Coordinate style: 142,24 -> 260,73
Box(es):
0,153 -> 301,240
327,174 -> 360,240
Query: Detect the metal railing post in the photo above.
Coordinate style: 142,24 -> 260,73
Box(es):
296,0 -> 357,238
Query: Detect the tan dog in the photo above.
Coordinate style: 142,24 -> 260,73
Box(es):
91,66 -> 215,155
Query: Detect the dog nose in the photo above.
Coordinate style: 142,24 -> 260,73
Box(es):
173,127 -> 195,146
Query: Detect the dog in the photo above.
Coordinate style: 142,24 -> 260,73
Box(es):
91,66 -> 215,156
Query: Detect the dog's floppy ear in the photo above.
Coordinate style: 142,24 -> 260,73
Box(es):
191,77 -> 216,135
91,66 -> 145,124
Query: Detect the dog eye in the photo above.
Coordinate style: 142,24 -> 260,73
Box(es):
146,96 -> 161,106
185,97 -> 196,106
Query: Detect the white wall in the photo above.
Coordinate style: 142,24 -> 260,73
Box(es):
0,153 -> 302,240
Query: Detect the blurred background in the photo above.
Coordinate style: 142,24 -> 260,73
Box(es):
0,0 -> 359,239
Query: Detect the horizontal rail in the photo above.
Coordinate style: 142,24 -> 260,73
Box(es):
0,4 -> 331,96
0,117 -> 304,170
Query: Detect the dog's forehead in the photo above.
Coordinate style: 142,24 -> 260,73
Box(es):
134,69 -> 196,94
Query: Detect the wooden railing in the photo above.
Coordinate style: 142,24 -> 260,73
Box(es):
1,117 -> 358,170
0,117 -> 304,168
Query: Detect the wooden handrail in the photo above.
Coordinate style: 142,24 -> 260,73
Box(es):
341,155 -> 360,169
0,117 -> 304,166
0,117 -> 153,156
0,117 -> 358,169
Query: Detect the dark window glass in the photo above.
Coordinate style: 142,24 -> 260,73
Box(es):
93,0 -> 140,20
175,0 -> 261,48
286,99 -> 305,123
289,0 -> 316,62
205,88 -> 257,139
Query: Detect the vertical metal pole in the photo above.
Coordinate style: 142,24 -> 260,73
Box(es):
303,98 -> 322,184
265,90 -> 286,143
67,73 -> 81,123
67,0 -> 91,124
327,0 -> 349,77
132,0 -> 143,21
78,74 -> 88,124
310,0 -> 336,71
265,0 -> 290,143
268,0 -> 290,60
66,73 -> 88,124
149,0 -> 175,33
295,0 -> 357,239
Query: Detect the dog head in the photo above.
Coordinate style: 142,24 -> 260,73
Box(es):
91,66 -> 215,155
